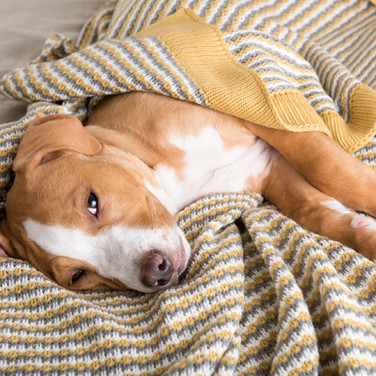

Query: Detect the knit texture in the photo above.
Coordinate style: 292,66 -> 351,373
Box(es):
1,0 -> 376,374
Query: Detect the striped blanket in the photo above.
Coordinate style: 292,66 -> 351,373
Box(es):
1,0 -> 376,374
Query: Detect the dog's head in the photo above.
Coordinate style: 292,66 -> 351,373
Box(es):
0,115 -> 190,292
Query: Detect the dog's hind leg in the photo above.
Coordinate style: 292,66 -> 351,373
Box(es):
245,122 -> 376,218
261,154 -> 376,260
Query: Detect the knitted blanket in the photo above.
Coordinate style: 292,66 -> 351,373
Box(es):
1,0 -> 376,374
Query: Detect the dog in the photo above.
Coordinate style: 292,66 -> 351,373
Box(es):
1,92 -> 376,292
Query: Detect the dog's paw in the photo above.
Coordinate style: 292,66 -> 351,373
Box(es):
351,214 -> 376,230
348,214 -> 376,262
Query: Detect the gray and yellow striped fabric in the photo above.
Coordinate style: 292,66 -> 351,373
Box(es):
1,0 -> 376,374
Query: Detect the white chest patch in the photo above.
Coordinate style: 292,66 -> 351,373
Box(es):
151,125 -> 277,213
23,219 -> 189,292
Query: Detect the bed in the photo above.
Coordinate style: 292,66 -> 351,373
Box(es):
1,0 -> 376,374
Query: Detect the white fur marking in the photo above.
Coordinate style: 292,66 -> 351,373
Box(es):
322,199 -> 353,215
155,125 -> 276,213
23,219 -> 190,292
144,179 -> 178,215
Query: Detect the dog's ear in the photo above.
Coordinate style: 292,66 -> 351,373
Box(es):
13,114 -> 102,173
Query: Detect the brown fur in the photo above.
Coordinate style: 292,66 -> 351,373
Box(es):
1,92 -> 376,291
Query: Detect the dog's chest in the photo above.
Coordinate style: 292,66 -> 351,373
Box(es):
148,124 -> 276,214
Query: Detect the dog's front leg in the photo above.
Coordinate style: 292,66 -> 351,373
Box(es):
246,122 -> 376,217
261,155 -> 376,260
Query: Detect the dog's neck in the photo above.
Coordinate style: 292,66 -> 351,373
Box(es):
85,125 -> 169,168
86,93 -> 275,215
85,125 -> 181,214
86,121 -> 274,217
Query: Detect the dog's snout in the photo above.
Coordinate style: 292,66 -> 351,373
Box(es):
141,251 -> 177,288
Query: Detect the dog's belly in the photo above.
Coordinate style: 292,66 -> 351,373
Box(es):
147,124 -> 279,214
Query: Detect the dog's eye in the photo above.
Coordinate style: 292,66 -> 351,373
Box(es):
72,270 -> 85,284
87,192 -> 98,216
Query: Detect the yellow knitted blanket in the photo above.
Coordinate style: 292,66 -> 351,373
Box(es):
1,0 -> 376,374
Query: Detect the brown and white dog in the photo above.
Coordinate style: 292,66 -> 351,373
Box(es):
1,92 -> 376,292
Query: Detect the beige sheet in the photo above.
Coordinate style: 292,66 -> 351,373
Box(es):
0,0 -> 109,123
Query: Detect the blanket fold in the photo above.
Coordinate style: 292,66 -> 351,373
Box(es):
1,0 -> 376,374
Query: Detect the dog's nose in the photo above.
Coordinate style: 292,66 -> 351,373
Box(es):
141,251 -> 176,288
